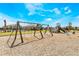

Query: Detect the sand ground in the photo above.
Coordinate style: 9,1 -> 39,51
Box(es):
0,32 -> 79,56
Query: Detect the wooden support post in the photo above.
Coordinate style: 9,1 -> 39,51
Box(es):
10,26 -> 18,48
34,30 -> 36,36
18,21 -> 23,43
4,20 -> 6,32
10,21 -> 23,48
49,27 -> 53,36
44,25 -> 53,36
33,29 -> 44,39
33,24 -> 44,39
39,30 -> 43,39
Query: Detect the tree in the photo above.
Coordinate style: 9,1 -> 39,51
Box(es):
68,22 -> 73,30
56,23 -> 61,27
56,23 -> 61,33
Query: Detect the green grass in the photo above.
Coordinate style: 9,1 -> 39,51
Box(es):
0,30 -> 46,37
0,31 -> 33,37
0,32 -> 13,37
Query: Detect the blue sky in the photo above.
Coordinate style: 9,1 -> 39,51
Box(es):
0,3 -> 79,27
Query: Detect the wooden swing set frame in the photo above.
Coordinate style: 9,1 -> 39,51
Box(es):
9,21 -> 53,48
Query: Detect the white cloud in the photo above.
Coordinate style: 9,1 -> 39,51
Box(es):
25,3 -> 54,16
53,8 -> 61,15
76,15 -> 79,19
45,18 -> 52,22
64,7 -> 71,14
25,4 -> 36,16
64,7 -> 69,11
25,4 -> 73,17
71,15 -> 79,27
53,18 -> 64,25
0,13 -> 24,27
25,3 -> 43,16
65,9 -> 71,14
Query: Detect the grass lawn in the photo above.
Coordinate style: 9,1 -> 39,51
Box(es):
0,31 -> 33,37
0,30 -> 46,37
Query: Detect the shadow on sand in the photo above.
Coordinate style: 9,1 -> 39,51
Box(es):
7,35 -> 43,48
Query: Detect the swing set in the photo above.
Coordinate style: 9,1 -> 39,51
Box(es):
7,21 -> 53,48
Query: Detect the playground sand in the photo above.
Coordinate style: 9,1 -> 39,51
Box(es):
0,33 -> 79,56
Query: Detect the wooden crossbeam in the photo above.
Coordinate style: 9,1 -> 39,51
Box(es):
9,21 -> 53,48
